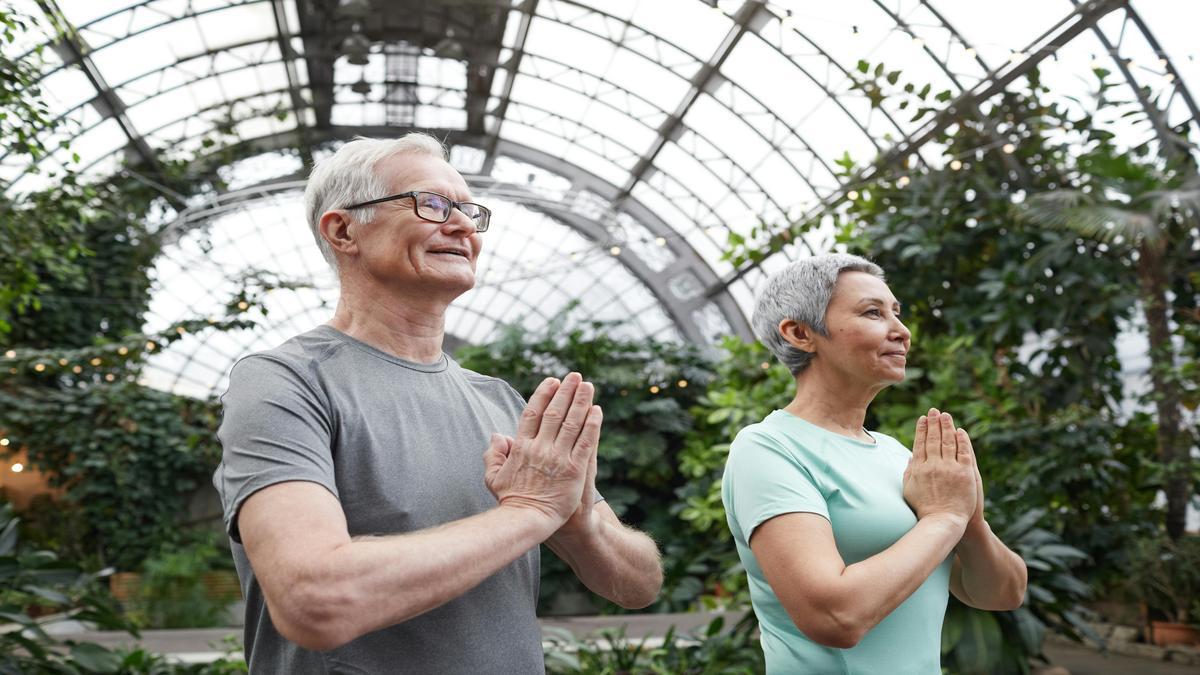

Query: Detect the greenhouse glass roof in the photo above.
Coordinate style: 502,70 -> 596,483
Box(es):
3,0 -> 1197,397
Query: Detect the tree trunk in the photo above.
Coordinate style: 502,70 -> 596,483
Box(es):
1137,245 -> 1190,540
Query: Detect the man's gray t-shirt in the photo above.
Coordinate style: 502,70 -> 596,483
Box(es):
214,325 -> 544,674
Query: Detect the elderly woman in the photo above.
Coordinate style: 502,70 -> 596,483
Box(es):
722,254 -> 1027,674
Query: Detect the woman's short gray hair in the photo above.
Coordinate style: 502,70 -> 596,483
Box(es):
752,253 -> 886,375
303,133 -> 448,269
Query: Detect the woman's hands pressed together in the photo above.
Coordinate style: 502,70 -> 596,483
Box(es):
903,408 -> 978,530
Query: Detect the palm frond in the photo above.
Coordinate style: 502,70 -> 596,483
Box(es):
1142,178 -> 1200,227
1022,190 -> 1163,248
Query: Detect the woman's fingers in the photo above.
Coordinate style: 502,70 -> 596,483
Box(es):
912,413 -> 929,462
925,408 -> 943,460
957,427 -> 975,466
939,412 -> 957,460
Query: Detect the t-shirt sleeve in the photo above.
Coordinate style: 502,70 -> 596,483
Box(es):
215,354 -> 338,543
727,427 -> 829,542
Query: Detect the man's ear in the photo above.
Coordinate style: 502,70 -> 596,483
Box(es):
318,210 -> 357,258
778,319 -> 817,354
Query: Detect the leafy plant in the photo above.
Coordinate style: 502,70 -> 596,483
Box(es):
127,534 -> 239,629
1122,534 -> 1200,626
0,379 -> 223,570
544,614 -> 764,674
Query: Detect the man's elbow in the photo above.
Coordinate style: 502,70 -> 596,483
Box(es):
269,577 -> 363,651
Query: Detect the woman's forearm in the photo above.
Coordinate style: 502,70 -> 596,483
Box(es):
823,513 -> 966,644
954,520 -> 1028,610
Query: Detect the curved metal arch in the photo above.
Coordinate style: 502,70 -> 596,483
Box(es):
500,50 -> 824,205
712,0 -> 1128,293
871,0 -> 1028,183
1074,0 -> 1200,160
499,1 -> 841,198
0,33 -> 294,173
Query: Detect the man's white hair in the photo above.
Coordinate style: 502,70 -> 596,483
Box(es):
303,133 -> 448,269
751,253 -> 886,375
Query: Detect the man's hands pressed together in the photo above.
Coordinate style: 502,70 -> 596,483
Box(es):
484,372 -> 663,609
484,372 -> 600,531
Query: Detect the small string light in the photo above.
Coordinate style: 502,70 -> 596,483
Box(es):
610,246 -> 621,256
33,363 -> 45,372
655,236 -> 667,247
104,373 -> 115,382
146,341 -> 157,351
90,357 -> 102,366
0,438 -> 8,446
1002,143 -> 1016,154
847,190 -> 860,200
118,346 -> 129,355
950,159 -> 963,170
897,176 -> 911,187
72,365 -> 82,374
176,326 -> 186,335
677,379 -> 688,388
649,385 -> 660,394
237,301 -> 249,310
57,358 -> 68,366
760,362 -> 771,370
11,463 -> 23,473
3,350 -> 14,358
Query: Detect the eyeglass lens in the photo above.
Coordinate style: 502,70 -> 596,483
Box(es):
414,192 -> 488,229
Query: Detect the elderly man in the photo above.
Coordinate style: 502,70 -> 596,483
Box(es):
214,133 -> 663,674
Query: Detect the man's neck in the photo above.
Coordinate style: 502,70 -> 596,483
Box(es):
783,367 -> 882,442
327,279 -> 453,365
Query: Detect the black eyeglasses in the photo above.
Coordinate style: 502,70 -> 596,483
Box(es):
343,191 -> 491,232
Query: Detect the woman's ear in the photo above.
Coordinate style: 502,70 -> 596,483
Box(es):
779,319 -> 816,354
319,210 -> 358,258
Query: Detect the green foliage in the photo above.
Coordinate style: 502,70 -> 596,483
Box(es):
455,311 -> 716,613
673,337 -> 795,607
127,534 -> 238,630
0,379 -> 222,570
543,614 -> 764,674
0,498 -> 249,673
942,508 -> 1102,675
1122,534 -> 1200,625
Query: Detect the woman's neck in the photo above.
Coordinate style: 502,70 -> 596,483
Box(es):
783,368 -> 881,442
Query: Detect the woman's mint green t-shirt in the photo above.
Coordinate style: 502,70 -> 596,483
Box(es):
722,410 -> 952,674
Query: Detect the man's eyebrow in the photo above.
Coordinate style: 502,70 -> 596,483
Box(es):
857,297 -> 902,308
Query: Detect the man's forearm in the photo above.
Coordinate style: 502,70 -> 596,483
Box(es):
546,517 -> 663,609
955,520 -> 1028,610
277,505 -> 557,650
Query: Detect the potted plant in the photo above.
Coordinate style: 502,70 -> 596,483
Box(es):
1124,534 -> 1200,646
